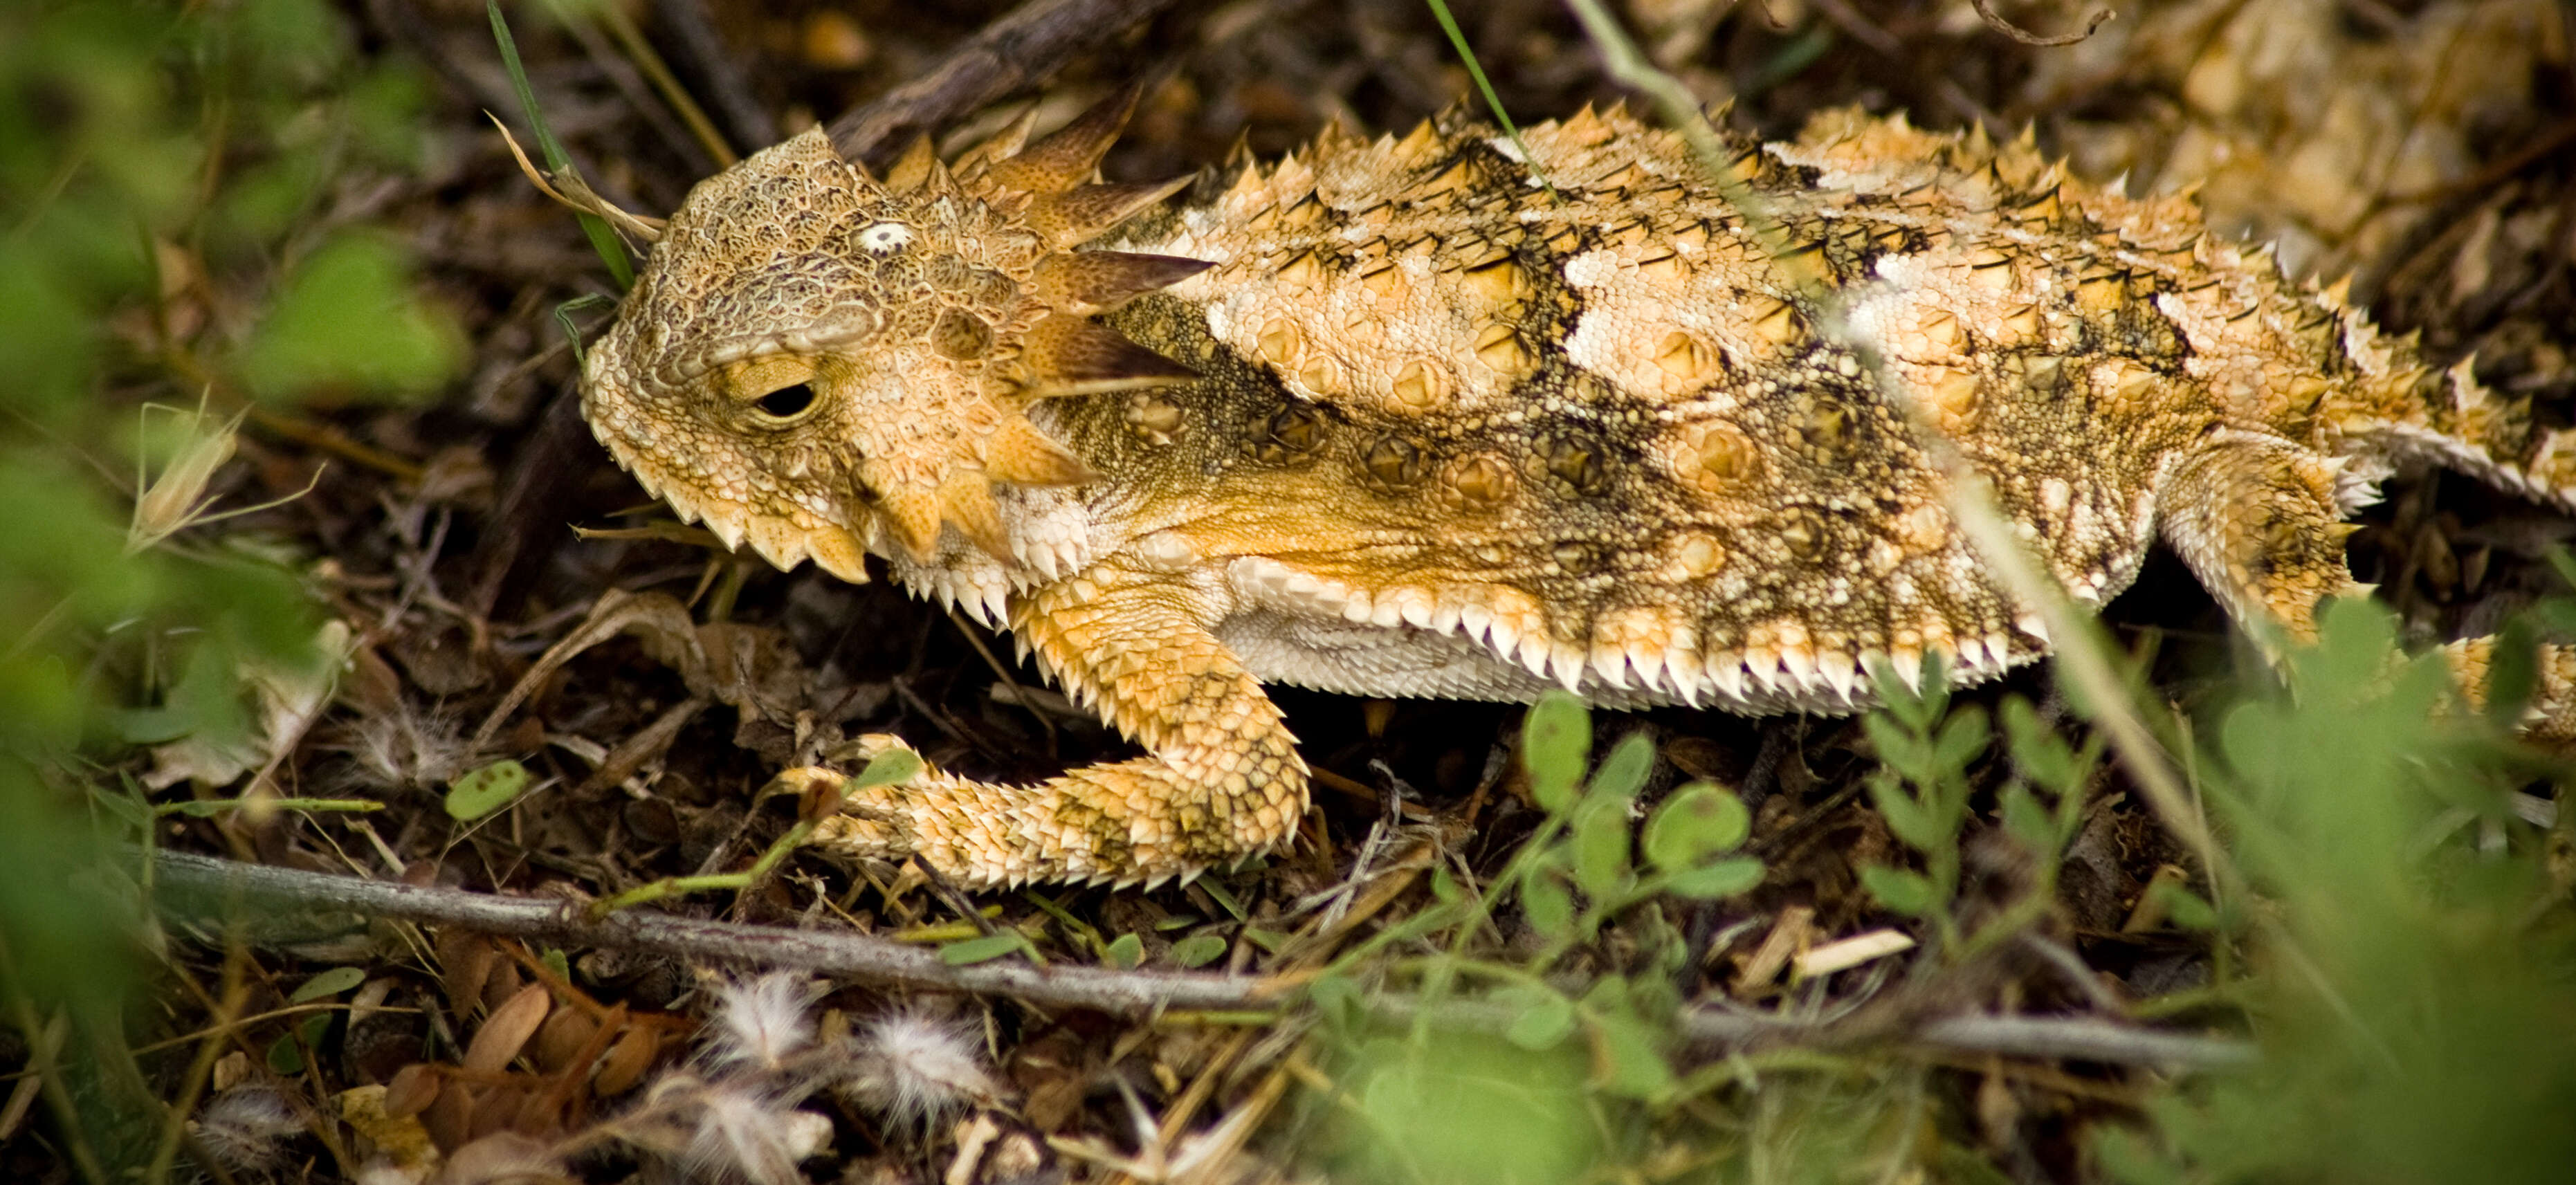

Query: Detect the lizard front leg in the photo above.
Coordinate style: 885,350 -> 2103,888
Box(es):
805,563 -> 1308,888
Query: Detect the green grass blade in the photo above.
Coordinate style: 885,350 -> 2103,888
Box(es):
1423,0 -> 1559,203
487,0 -> 634,289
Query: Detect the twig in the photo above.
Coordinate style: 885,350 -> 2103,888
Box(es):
947,607 -> 1058,752
1370,995 -> 2251,1070
2018,931 -> 2130,1013
1969,0 -> 2114,47
1909,1013 -> 2249,1069
151,852 -> 2258,1069
143,943 -> 249,1185
547,0 -> 717,174
825,0 -> 1182,168
157,848 -> 1270,1013
1807,0 -> 1904,55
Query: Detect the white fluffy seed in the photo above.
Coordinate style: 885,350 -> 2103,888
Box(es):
701,971 -> 817,1074
840,1009 -> 1003,1130
685,1086 -> 827,1185
189,1086 -> 304,1173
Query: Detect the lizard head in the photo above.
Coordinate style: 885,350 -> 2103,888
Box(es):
581,86 -> 1207,578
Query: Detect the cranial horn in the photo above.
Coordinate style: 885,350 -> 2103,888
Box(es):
936,473 -> 1014,560
1027,175 -> 1194,248
869,480 -> 946,561
953,105 -> 1044,181
1032,250 -> 1212,314
1016,314 -> 1198,396
983,415 -> 1099,486
983,80 -> 1149,196
885,133 -> 938,192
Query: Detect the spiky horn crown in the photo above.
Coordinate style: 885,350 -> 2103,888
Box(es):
580,84 -> 1207,576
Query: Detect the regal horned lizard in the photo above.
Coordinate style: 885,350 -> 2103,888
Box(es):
581,88 -> 2576,888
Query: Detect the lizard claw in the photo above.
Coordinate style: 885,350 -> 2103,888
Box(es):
802,735 -> 938,863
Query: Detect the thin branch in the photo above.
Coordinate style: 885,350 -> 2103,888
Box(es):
156,849 -> 1268,1016
152,852 -> 2257,1070
825,0 -> 1182,168
0,933 -> 109,1185
590,0 -> 740,167
1808,0 -> 1904,56
1970,0 -> 2114,47
1910,1013 -> 2252,1069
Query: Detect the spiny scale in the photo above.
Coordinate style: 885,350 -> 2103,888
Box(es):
578,91 -> 2576,888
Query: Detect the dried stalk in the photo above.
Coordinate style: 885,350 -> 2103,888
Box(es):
153,851 -> 2255,1070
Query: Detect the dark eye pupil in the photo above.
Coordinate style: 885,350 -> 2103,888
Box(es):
757,383 -> 815,419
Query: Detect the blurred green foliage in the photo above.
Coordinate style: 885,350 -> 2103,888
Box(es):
2096,599 -> 2576,1184
1334,1033 -> 1599,1184
237,233 -> 462,400
0,0 -> 459,1166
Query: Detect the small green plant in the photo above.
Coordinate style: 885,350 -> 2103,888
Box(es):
1853,660 -> 1988,939
590,748 -> 923,917
1308,695 -> 1772,1179
1515,692 -> 1766,949
1857,657 -> 2098,953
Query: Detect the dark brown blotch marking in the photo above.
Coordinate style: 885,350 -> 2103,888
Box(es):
1551,540 -> 1602,574
1533,431 -> 1613,498
1360,433 -> 1431,493
1250,403 -> 1330,463
1443,452 -> 1515,510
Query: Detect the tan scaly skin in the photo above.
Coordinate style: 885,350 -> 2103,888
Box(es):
581,91 -> 2576,889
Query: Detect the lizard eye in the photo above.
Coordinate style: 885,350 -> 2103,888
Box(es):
752,381 -> 819,423
724,354 -> 824,427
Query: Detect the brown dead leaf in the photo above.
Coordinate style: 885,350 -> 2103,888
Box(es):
592,1025 -> 659,1096
531,1008 -> 600,1075
144,620 -> 351,790
383,1064 -> 441,1121
436,932 -> 498,1023
461,984 -> 551,1076
434,1130 -> 559,1185
420,1085 -> 471,1157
